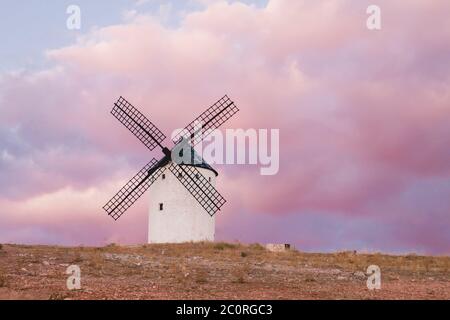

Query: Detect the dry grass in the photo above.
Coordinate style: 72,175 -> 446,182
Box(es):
213,242 -> 239,250
0,242 -> 448,300
232,263 -> 251,284
0,271 -> 7,288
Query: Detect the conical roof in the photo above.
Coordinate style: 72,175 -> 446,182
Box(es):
179,147 -> 218,176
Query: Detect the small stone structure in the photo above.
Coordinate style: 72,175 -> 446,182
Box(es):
266,243 -> 291,252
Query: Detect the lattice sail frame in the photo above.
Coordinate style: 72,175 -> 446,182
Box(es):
111,96 -> 166,151
103,158 -> 167,220
104,94 -> 238,221
172,95 -> 239,146
167,162 -> 226,217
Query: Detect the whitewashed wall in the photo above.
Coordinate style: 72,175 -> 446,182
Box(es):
148,164 -> 216,243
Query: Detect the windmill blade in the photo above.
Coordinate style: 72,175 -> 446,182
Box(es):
172,95 -> 239,146
168,163 -> 226,217
103,158 -> 167,220
111,96 -> 166,151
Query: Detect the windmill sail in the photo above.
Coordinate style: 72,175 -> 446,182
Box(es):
103,158 -> 167,220
111,96 -> 166,151
168,162 -> 226,217
172,95 -> 239,146
104,94 -> 237,221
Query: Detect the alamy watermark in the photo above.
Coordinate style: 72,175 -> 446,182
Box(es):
66,265 -> 81,290
66,4 -> 381,33
366,265 -> 381,290
171,121 -> 280,176
366,5 -> 381,30
66,5 -> 81,30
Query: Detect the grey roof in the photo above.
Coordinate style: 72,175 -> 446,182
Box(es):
180,147 -> 218,176
152,146 -> 218,176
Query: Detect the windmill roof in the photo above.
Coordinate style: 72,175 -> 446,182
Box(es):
153,146 -> 218,177
180,147 -> 218,176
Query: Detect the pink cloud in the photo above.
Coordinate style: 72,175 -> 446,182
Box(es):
0,0 -> 449,253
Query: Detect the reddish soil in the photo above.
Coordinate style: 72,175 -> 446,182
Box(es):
0,243 -> 448,300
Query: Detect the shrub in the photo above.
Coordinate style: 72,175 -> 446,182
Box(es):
249,243 -> 264,250
236,276 -> 245,284
214,242 -> 237,250
232,264 -> 250,284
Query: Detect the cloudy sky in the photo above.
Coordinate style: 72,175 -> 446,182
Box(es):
0,0 -> 449,254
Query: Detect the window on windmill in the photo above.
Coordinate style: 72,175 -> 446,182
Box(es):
162,174 -> 165,180
209,177 -> 211,183
159,203 -> 163,211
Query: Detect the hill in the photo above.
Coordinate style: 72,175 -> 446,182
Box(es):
0,242 -> 448,299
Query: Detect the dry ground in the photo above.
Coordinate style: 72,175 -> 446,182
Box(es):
0,242 -> 448,300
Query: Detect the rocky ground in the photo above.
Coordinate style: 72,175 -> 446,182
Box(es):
0,242 -> 448,300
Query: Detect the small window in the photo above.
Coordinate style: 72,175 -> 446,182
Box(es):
208,177 -> 212,183
162,174 -> 166,180
159,203 -> 163,211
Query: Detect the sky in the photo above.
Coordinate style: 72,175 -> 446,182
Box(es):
0,0 -> 449,255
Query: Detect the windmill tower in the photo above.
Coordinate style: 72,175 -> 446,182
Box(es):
102,95 -> 238,243
148,149 -> 218,243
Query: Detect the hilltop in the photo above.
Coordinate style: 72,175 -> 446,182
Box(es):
0,242 -> 448,300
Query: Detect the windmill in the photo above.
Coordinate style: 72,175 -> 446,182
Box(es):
102,95 -> 239,243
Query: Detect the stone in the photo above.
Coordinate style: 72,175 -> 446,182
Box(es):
266,243 -> 291,252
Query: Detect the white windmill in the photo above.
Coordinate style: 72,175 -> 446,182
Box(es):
102,95 -> 239,243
